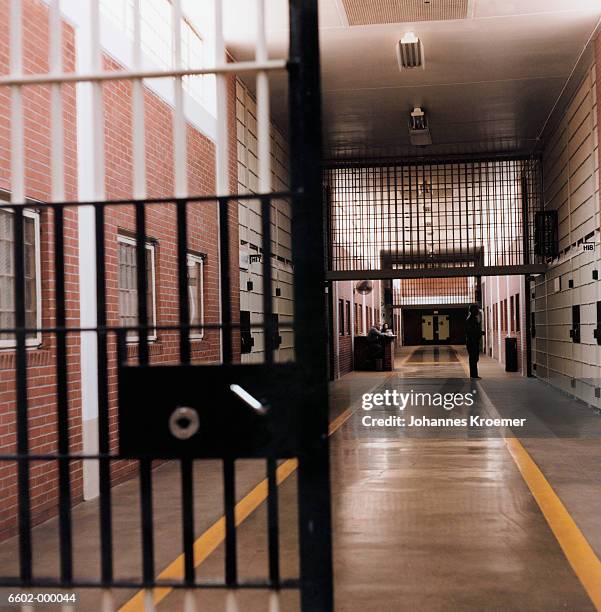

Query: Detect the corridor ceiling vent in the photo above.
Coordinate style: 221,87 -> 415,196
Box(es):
397,32 -> 425,70
341,0 -> 469,25
409,107 -> 432,146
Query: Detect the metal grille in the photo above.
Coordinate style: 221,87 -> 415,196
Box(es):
394,277 -> 478,306
0,1 -> 331,609
340,0 -> 469,25
325,158 -> 544,280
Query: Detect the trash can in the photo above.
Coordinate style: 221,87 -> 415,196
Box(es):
505,337 -> 518,372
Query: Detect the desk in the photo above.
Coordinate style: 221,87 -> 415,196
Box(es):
354,334 -> 396,371
381,334 -> 396,371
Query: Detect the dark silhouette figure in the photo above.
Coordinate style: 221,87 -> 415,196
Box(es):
367,325 -> 386,360
466,304 -> 482,379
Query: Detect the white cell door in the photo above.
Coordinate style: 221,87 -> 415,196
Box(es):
438,315 -> 450,341
422,315 -> 434,341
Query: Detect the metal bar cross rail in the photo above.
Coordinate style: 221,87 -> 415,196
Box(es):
0,60 -> 289,87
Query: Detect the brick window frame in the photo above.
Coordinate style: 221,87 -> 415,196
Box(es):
117,233 -> 158,342
0,205 -> 42,350
187,252 -> 205,340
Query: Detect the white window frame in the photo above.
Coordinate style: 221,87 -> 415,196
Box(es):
187,252 -> 205,340
0,206 -> 42,350
117,234 -> 158,343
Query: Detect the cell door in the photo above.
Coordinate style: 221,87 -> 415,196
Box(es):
422,316 -> 434,341
0,1 -> 332,611
438,315 -> 450,341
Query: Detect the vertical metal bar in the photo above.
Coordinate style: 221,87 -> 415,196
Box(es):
521,172 -> 533,376
256,0 -> 271,195
132,0 -> 146,202
49,0 -> 73,585
95,205 -> 113,584
135,205 -> 149,364
176,202 -> 194,586
256,0 -> 274,365
181,459 -> 195,585
177,200 -> 191,363
131,21 -> 158,581
219,197 -> 233,363
10,0 -> 32,583
53,206 -> 73,584
13,208 -> 32,582
131,27 -> 160,589
524,274 -> 533,377
134,204 -> 154,586
521,175 -> 530,267
215,0 -> 229,363
139,456 -> 155,586
215,1 -> 236,583
267,457 -> 280,587
289,1 -> 333,610
262,196 -> 274,363
223,458 -> 237,586
172,0 -> 188,200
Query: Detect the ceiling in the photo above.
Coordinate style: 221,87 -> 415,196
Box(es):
223,0 -> 601,160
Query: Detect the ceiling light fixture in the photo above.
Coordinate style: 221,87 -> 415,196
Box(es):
397,32 -> 425,70
409,107 -> 432,146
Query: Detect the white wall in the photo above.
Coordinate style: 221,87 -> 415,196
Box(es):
532,62 -> 601,407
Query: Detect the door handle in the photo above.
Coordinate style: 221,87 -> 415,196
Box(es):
230,384 -> 269,415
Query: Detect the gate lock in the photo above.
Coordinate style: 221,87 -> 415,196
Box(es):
169,406 -> 200,440
118,363 -> 303,459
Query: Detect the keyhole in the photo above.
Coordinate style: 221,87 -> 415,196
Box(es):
169,407 -> 199,440
176,417 -> 191,430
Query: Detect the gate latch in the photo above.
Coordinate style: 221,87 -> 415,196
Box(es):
118,363 -> 302,459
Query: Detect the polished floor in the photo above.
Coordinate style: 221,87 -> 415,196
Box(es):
1,347 -> 600,611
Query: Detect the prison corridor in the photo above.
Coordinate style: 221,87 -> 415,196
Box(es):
0,348 -> 598,610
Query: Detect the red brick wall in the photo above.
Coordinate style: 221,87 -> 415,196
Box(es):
0,0 -> 82,539
0,0 -> 241,536
398,277 -> 469,300
333,280 -> 382,378
99,55 -> 237,484
334,281 -> 353,377
482,275 -> 526,374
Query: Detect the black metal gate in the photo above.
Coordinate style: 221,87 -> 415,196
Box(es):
0,0 -> 332,609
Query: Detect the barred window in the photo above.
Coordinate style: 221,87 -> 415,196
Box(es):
187,253 -> 204,338
118,235 -> 157,340
0,208 -> 41,347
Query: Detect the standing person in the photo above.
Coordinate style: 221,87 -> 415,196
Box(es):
367,325 -> 386,358
466,304 -> 482,379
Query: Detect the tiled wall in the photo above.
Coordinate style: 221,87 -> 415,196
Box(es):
235,80 -> 294,363
532,55 -> 601,406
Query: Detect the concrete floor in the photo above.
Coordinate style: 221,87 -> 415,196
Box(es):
1,347 -> 600,611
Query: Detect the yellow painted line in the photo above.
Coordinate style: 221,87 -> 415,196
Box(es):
456,349 -> 601,609
505,437 -> 601,610
120,407 -> 354,611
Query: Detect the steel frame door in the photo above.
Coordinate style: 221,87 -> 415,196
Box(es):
0,0 -> 332,610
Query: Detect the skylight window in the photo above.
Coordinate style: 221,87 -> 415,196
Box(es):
100,0 -> 216,116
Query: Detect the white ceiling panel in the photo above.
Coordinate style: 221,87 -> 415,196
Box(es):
223,0 -> 601,159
